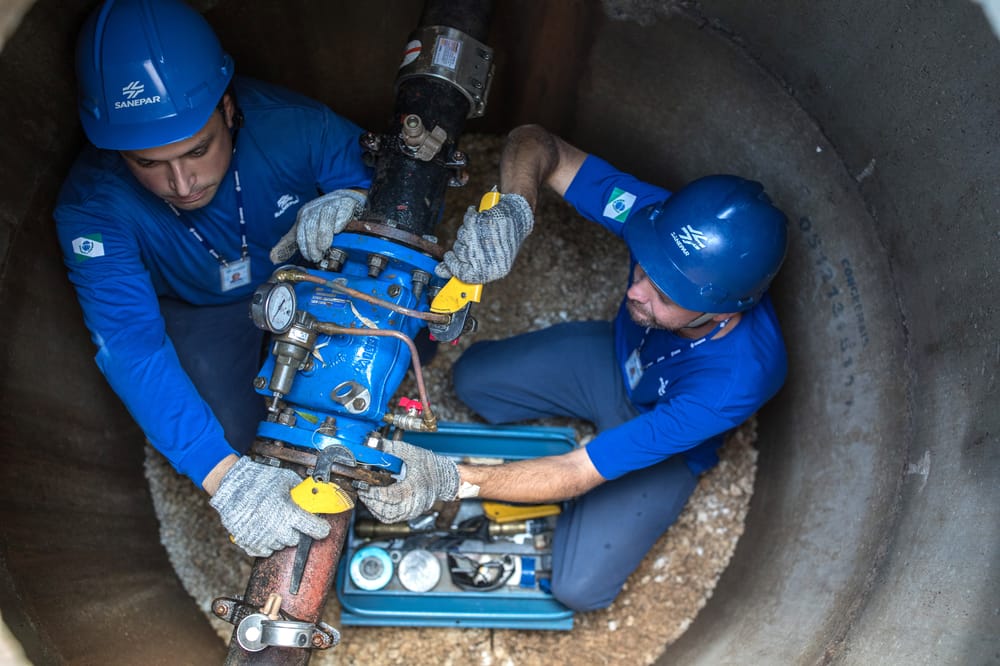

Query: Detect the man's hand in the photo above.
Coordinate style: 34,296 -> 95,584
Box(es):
357,440 -> 460,523
269,189 -> 367,264
209,457 -> 330,558
434,193 -> 533,283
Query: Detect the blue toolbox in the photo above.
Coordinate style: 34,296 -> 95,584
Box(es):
336,422 -> 576,630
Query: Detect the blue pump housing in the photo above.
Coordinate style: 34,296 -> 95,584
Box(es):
253,231 -> 440,466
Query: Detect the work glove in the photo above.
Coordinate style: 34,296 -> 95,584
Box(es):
209,457 -> 331,558
357,440 -> 460,524
435,193 -> 534,283
269,189 -> 367,264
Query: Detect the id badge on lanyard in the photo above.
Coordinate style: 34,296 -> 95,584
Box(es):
220,257 -> 251,291
172,157 -> 252,294
625,318 -> 732,394
625,347 -> 644,390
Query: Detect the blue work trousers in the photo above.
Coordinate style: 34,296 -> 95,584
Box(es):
453,321 -> 698,612
160,297 -> 268,456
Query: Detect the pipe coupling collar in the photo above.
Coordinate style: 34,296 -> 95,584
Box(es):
395,25 -> 494,118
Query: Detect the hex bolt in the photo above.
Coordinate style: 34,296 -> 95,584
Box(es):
320,247 -> 348,272
277,408 -> 297,426
352,397 -> 367,411
367,254 -> 388,278
411,270 -> 430,299
387,284 -> 401,298
253,377 -> 267,389
214,603 -> 229,617
360,131 -> 380,152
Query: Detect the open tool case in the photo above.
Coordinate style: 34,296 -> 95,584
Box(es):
336,422 -> 576,629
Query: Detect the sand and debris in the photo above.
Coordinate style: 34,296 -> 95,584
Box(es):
145,134 -> 757,665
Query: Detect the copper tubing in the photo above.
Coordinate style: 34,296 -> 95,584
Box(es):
313,321 -> 438,432
275,269 -> 451,325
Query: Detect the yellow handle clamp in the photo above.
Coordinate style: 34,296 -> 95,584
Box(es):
290,477 -> 355,514
430,188 -> 501,315
228,477 -> 353,546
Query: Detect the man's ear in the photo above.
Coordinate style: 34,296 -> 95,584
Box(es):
221,93 -> 236,130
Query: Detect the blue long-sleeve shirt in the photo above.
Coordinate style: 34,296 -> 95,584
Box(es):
563,156 -> 788,478
54,77 -> 372,483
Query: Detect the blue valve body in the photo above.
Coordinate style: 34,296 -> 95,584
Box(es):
254,233 -> 441,474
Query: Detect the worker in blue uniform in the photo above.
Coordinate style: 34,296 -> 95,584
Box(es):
55,0 -> 372,558
358,124 -> 790,612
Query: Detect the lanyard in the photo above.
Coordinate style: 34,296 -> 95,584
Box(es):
634,317 -> 732,372
167,150 -> 248,267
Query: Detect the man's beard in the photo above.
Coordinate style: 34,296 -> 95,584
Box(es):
627,300 -> 664,330
627,299 -> 696,333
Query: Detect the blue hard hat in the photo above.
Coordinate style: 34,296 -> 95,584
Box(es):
623,175 -> 788,313
75,0 -> 234,151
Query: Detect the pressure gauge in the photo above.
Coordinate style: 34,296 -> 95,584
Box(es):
251,281 -> 297,334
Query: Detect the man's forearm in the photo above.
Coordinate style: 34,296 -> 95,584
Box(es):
498,125 -> 560,209
456,447 -> 605,503
500,125 -> 588,205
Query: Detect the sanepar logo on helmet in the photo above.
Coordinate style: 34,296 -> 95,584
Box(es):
122,81 -> 144,99
114,80 -> 162,110
670,225 -> 709,256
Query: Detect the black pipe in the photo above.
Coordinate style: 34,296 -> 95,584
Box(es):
420,0 -> 493,39
362,0 -> 495,239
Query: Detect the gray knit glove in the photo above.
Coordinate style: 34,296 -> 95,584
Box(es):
269,189 -> 367,264
209,457 -> 331,558
435,193 -> 534,283
357,440 -> 460,524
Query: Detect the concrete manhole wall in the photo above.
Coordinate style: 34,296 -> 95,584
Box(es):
0,1 -> 997,665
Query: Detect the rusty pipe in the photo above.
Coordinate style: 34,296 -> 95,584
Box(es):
224,511 -> 352,665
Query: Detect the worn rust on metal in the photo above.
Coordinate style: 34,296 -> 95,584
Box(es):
343,218 -> 445,259
252,440 -> 395,488
223,511 -> 352,665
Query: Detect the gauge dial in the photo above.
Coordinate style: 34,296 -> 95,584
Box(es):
251,281 -> 297,334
